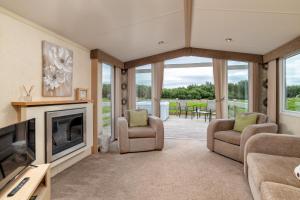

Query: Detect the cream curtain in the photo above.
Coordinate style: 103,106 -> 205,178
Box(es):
127,67 -> 136,110
114,67 -> 122,139
267,60 -> 278,122
152,62 -> 164,117
213,59 -> 227,119
249,62 -> 260,112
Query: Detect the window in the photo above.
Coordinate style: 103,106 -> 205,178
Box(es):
101,63 -> 114,138
227,61 -> 249,119
136,64 -> 152,114
283,53 -> 300,113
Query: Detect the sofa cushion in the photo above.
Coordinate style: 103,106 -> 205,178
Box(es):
261,182 -> 300,200
247,153 -> 300,190
214,130 -> 241,145
128,127 -> 156,138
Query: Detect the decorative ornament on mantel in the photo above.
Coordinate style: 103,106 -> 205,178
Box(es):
23,85 -> 34,102
42,41 -> 73,97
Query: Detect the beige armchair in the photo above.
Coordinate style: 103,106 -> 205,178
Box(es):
117,116 -> 164,154
207,113 -> 278,162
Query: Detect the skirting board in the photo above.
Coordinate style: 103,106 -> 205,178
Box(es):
51,147 -> 91,177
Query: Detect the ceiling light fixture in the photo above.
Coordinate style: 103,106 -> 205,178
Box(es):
158,41 -> 165,45
225,38 -> 233,43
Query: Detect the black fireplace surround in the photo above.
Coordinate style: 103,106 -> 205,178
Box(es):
45,108 -> 86,163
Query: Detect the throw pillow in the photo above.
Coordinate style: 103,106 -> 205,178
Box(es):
294,165 -> 300,181
233,113 -> 257,132
128,109 -> 148,127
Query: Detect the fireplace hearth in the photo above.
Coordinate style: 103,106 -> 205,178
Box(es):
45,108 -> 86,163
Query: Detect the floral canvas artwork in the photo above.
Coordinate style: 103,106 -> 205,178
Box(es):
42,41 -> 73,97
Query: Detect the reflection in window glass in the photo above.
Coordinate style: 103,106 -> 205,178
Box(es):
136,64 -> 152,114
227,61 -> 249,119
284,54 -> 300,112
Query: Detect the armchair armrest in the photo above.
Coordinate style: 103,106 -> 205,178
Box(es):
244,133 -> 300,176
207,119 -> 235,151
117,117 -> 129,153
149,116 -> 164,150
240,123 -> 278,162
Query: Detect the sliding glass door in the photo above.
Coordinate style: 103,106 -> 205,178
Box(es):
135,64 -> 153,114
101,63 -> 114,139
227,61 -> 249,119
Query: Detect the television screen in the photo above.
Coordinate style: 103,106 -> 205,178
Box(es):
0,119 -> 35,191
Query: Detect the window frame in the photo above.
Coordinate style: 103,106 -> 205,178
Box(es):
281,52 -> 300,117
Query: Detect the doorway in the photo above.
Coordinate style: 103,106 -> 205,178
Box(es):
162,56 -> 215,140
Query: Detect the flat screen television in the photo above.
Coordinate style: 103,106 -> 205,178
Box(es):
0,119 -> 35,191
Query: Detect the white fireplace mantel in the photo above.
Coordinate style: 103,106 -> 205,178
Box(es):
13,102 -> 93,176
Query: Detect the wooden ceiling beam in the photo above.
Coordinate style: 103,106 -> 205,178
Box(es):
124,48 -> 191,68
190,48 -> 263,63
90,49 -> 124,68
124,47 -> 263,68
263,36 -> 300,63
184,0 -> 193,47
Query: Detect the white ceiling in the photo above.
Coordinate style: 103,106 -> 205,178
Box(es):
0,0 -> 300,61
192,0 -> 300,54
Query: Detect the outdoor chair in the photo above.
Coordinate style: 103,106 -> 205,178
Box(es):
207,100 -> 216,122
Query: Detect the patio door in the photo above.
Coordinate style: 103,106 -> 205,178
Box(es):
227,61 -> 249,119
101,63 -> 115,140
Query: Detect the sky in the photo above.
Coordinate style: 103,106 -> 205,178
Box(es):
136,56 -> 249,88
286,54 -> 300,86
102,63 -> 112,84
109,55 -> 300,88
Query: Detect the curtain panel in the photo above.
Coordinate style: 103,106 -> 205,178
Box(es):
152,62 -> 164,117
249,62 -> 260,112
267,60 -> 278,122
127,67 -> 136,110
213,59 -> 227,119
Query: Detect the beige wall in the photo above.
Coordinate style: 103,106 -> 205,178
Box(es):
0,8 -> 91,127
279,114 -> 300,135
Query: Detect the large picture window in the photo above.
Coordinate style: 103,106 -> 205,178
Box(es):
136,64 -> 152,114
283,53 -> 300,113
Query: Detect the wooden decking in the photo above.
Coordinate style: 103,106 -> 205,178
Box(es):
164,115 -> 211,140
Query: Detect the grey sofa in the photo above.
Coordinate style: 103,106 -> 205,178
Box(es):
207,113 -> 278,162
245,133 -> 300,200
117,116 -> 164,154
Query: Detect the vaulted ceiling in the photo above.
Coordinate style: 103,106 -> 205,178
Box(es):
0,0 -> 300,62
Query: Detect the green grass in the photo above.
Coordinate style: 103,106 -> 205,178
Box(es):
102,106 -> 111,114
286,97 -> 300,111
165,100 -> 208,115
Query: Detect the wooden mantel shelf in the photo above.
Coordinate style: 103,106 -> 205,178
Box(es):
11,100 -> 91,107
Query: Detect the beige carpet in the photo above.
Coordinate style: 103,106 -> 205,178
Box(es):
52,139 -> 253,200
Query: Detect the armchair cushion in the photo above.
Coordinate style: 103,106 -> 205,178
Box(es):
247,153 -> 300,189
233,113 -> 257,132
128,127 -> 156,138
214,130 -> 241,145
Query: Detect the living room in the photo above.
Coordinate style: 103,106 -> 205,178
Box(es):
0,1 -> 300,200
